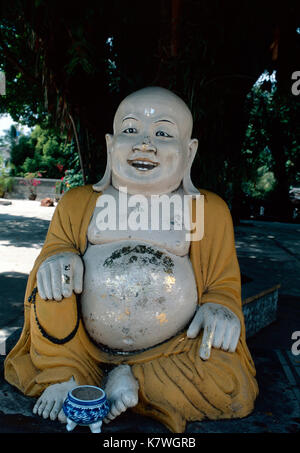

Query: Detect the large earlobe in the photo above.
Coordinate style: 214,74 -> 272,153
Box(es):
183,138 -> 200,197
92,134 -> 113,192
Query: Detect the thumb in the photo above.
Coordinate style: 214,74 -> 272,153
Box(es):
73,256 -> 84,294
199,320 -> 216,361
187,306 -> 203,338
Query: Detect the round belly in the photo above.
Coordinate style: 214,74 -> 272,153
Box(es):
81,241 -> 198,352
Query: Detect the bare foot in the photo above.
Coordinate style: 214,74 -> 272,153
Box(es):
104,365 -> 139,424
33,377 -> 77,423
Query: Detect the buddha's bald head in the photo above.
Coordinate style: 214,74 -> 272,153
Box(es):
93,86 -> 199,196
113,86 -> 194,139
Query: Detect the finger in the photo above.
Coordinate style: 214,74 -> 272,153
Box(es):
37,270 -> 46,300
221,322 -> 233,351
228,324 -> 241,352
50,262 -> 62,301
41,268 -> 53,300
61,260 -> 73,298
212,319 -> 226,349
199,319 -> 216,360
73,257 -> 83,294
187,308 -> 203,338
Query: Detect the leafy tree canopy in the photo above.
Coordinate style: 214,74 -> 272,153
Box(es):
0,0 -> 299,219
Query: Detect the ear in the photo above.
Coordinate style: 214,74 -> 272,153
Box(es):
188,138 -> 198,164
182,138 -> 199,197
105,133 -> 113,154
92,133 -> 113,192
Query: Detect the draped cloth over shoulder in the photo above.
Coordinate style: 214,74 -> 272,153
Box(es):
4,185 -> 258,432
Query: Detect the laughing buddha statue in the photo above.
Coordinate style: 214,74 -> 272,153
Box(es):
5,87 -> 258,432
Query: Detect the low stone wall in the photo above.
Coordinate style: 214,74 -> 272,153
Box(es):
5,177 -> 61,201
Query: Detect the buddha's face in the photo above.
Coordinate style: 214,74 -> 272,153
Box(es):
106,87 -> 198,195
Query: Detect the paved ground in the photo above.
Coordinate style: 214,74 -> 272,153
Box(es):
0,198 -> 299,434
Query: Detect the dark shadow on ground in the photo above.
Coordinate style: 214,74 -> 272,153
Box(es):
247,294 -> 300,350
0,214 -> 50,249
0,272 -> 27,329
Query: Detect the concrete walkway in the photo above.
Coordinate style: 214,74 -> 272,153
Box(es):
0,200 -> 55,341
0,198 -> 299,434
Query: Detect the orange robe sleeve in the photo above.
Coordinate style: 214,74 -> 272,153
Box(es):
190,189 -> 257,376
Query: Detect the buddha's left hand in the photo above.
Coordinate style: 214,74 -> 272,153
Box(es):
187,302 -> 241,360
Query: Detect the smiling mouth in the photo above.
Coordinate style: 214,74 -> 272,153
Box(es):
127,158 -> 160,171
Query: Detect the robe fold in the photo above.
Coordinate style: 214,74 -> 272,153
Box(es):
4,184 -> 258,432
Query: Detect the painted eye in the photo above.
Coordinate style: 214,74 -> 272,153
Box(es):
123,127 -> 137,134
156,130 -> 172,137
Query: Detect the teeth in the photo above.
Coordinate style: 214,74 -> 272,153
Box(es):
129,160 -> 158,171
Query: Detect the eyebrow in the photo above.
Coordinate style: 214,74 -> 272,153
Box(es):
154,119 -> 175,125
122,116 -> 138,122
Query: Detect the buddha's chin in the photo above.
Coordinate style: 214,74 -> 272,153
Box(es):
111,173 -> 182,196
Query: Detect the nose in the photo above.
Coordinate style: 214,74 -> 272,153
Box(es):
133,136 -> 157,154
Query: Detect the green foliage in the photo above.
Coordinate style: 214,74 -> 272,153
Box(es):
0,156 -> 14,196
0,13 -> 47,126
60,151 -> 84,192
9,124 -> 74,178
0,1 -> 298,221
242,78 -> 300,202
242,165 -> 276,200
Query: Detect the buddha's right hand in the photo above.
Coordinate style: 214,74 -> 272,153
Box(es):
37,252 -> 84,301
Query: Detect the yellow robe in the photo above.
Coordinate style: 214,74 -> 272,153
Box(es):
4,184 -> 258,432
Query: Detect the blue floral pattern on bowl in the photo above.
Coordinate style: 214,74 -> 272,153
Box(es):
62,385 -> 110,433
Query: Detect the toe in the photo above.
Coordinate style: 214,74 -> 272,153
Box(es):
37,399 -> 47,416
58,408 -> 67,423
42,400 -> 55,419
33,397 -> 42,414
110,402 -> 121,418
50,400 -> 62,421
115,399 -> 126,413
105,409 -> 117,421
122,391 -> 138,408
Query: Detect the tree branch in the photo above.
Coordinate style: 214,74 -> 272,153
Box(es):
0,43 -> 38,84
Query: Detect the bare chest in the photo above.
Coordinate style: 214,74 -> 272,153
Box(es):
87,186 -> 191,256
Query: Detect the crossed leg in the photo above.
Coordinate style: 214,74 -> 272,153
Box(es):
103,364 -> 139,424
32,365 -> 139,425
